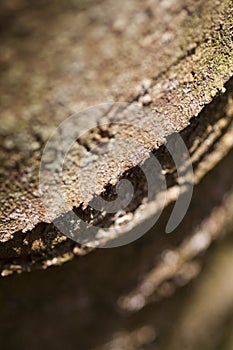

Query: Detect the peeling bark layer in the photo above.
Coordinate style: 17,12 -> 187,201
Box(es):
0,0 -> 233,275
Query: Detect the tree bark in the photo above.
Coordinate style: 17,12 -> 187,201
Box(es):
1,0 -> 233,272
0,1 -> 233,349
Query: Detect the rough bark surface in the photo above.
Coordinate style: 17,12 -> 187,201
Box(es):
1,1 -> 233,350
1,0 -> 233,275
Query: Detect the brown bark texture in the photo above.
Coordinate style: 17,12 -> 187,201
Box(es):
0,1 -> 233,349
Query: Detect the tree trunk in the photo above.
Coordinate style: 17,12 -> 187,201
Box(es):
0,0 -> 233,349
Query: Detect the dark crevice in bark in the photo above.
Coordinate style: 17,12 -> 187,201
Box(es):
1,76 -> 232,274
